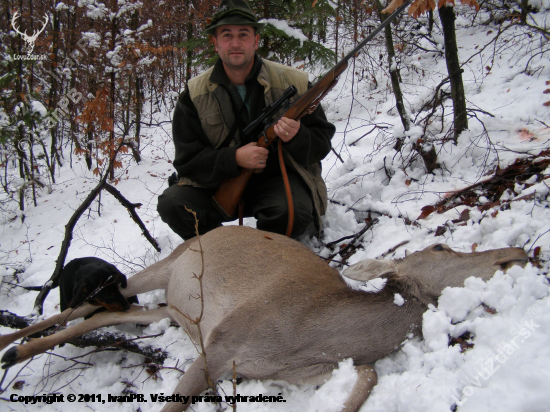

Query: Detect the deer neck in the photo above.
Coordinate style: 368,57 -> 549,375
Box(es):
317,287 -> 429,365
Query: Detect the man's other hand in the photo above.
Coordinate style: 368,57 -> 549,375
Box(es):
275,117 -> 300,142
236,142 -> 269,169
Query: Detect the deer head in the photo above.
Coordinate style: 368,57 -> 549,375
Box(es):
11,11 -> 49,55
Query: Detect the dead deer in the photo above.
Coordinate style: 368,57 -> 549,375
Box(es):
0,226 -> 529,412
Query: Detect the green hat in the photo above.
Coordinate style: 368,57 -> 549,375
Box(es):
204,0 -> 265,36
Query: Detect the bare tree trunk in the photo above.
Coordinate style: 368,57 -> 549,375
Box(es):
352,0 -> 359,45
335,0 -> 340,64
109,6 -> 118,181
438,5 -> 468,143
48,7 -> 61,182
259,0 -> 270,55
134,77 -> 143,159
308,16 -> 314,63
185,0 -> 194,86
376,0 -> 410,133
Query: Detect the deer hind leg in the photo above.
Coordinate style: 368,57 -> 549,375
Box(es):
341,364 -> 378,412
120,240 -> 195,298
1,306 -> 174,369
0,303 -> 98,352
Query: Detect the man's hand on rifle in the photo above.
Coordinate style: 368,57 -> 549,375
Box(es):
275,117 -> 300,143
236,142 -> 269,170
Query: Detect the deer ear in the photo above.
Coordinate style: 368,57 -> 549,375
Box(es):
343,259 -> 397,281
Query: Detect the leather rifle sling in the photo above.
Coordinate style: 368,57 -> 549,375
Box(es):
278,141 -> 294,237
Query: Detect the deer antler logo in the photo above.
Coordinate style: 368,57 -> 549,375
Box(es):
11,11 -> 49,55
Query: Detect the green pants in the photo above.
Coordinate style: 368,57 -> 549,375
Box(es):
157,173 -> 314,240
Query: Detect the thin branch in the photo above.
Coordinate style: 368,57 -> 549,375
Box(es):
378,240 -> 411,258
325,218 -> 379,262
103,183 -> 161,252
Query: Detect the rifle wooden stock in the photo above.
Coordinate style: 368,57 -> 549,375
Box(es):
211,168 -> 254,219
212,0 -> 412,219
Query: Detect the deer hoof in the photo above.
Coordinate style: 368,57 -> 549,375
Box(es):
1,346 -> 19,369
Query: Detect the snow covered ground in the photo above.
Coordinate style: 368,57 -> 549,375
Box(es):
1,6 -> 549,412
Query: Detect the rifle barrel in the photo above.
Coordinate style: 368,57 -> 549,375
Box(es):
342,0 -> 413,63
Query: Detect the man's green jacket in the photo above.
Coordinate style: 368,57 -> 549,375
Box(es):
171,55 -> 336,228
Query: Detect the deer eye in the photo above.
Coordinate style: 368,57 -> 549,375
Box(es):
432,244 -> 445,252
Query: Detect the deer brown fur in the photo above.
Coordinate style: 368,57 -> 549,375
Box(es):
0,226 -> 529,411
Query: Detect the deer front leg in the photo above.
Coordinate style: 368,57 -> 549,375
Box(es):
1,306 -> 173,369
0,303 -> 98,352
341,364 -> 378,412
161,356 -> 211,412
161,345 -> 231,412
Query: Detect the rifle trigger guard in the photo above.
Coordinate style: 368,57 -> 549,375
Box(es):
261,131 -> 269,145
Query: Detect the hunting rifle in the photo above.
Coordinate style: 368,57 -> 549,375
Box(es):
212,0 -> 412,219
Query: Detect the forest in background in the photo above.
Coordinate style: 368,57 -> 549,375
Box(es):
0,0 -> 548,217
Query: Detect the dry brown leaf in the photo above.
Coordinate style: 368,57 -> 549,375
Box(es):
417,205 -> 436,219
435,226 -> 447,236
382,0 -> 403,14
12,380 -> 25,390
408,0 -> 423,17
459,209 -> 470,222
462,0 -> 480,11
408,0 -> 444,18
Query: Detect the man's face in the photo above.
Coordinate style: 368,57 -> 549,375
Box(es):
213,25 -> 259,73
